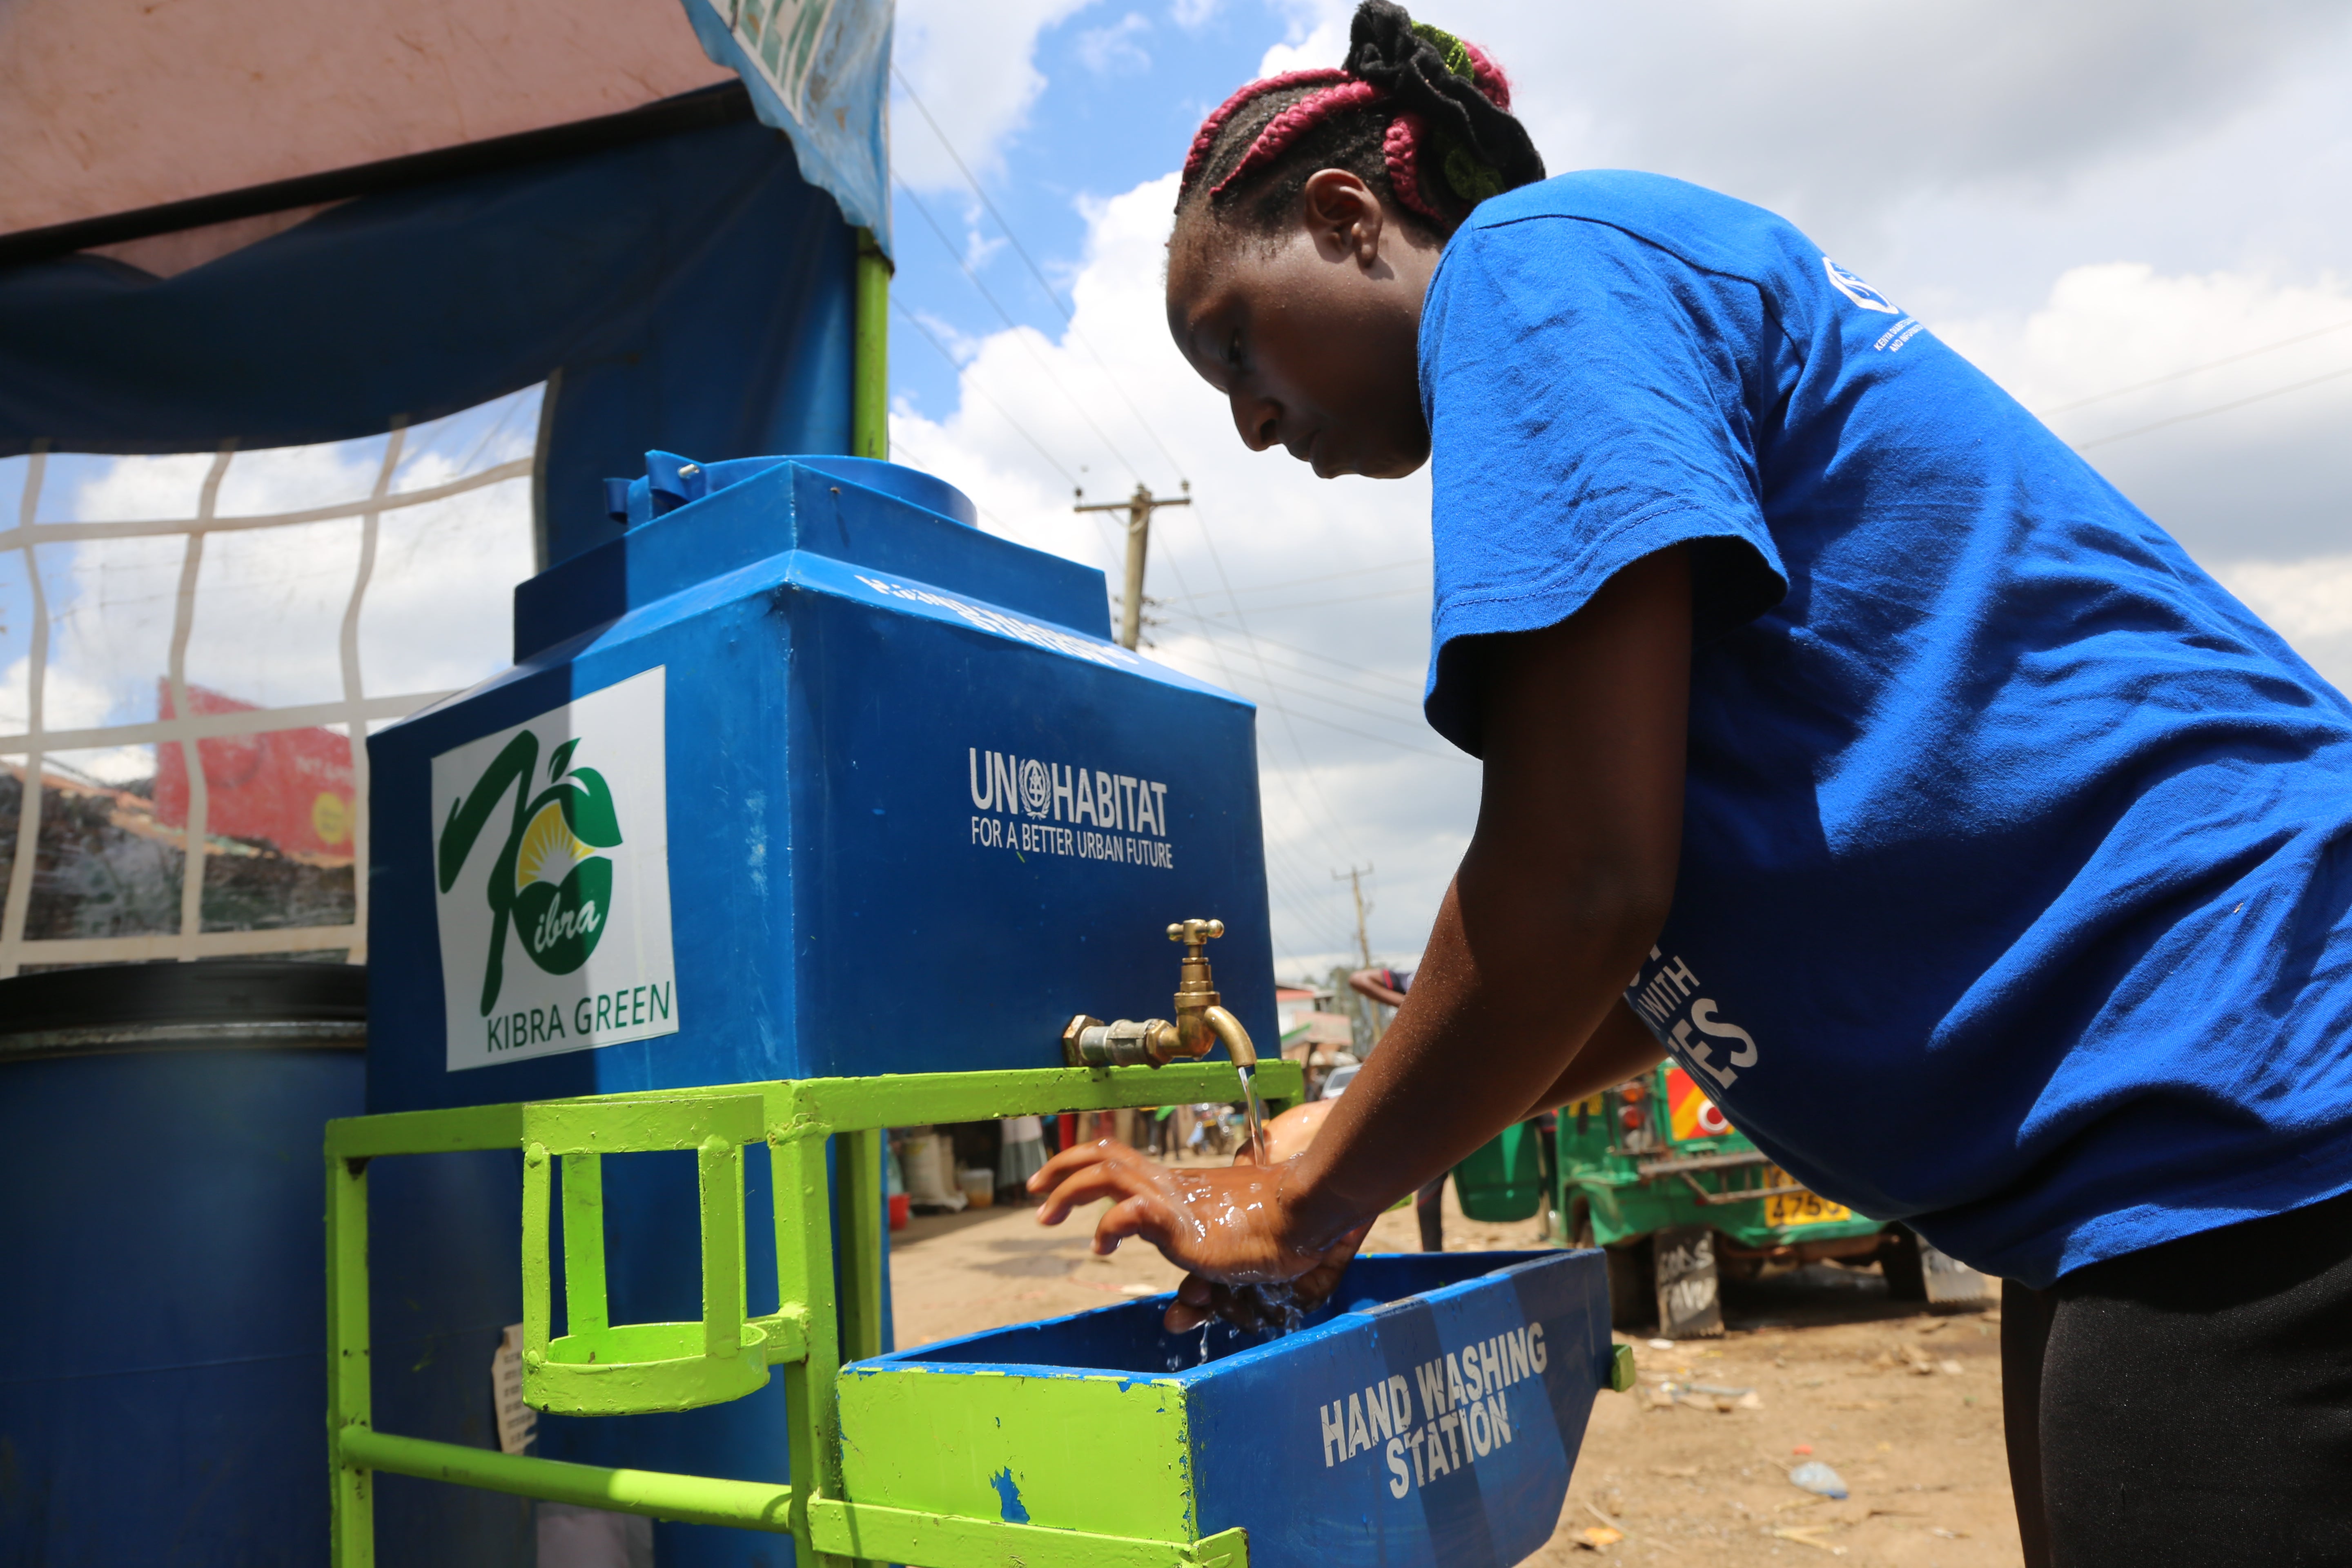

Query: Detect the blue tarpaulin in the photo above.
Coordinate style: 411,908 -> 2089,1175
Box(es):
680,0 -> 894,252
0,88 -> 854,568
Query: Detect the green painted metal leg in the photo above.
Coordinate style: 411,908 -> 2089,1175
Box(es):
836,1127 -> 886,1364
833,1126 -> 888,1568
776,1129 -> 851,1568
327,1150 -> 374,1568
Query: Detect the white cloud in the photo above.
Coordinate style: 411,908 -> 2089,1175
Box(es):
1258,16 -> 1343,78
5,393 -> 539,784
1077,13 -> 1154,75
1271,0 -> 2352,231
893,0 -> 1102,191
1936,263 -> 2352,565
2214,554 -> 2352,701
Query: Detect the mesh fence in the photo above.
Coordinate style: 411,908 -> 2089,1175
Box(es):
0,387 -> 543,974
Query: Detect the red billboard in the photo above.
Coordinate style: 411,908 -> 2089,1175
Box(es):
153,682 -> 355,859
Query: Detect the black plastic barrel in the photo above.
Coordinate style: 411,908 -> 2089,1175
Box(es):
0,960 -> 365,1565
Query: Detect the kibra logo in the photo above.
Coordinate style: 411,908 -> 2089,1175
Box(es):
437,733 -> 623,1015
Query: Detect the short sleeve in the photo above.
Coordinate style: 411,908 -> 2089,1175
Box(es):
1418,213 -> 1788,755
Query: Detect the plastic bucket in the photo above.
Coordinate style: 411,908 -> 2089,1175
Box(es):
1455,1122 -> 1546,1222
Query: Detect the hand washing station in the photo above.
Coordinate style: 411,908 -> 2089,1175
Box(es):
328,455 -> 1626,1568
840,1252 -> 1619,1568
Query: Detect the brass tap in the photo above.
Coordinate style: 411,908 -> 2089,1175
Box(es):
1062,917 -> 1260,1070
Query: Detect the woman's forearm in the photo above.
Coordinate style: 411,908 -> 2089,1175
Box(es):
1278,548 -> 1693,1247
1287,875 -> 1663,1242
1525,1000 -> 1668,1115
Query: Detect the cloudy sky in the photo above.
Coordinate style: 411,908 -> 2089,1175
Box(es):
884,0 -> 2352,980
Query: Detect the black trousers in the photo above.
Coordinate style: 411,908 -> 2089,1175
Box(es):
2003,1187 -> 2352,1567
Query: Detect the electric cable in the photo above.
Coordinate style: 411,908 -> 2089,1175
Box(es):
893,66 -> 1192,481
2072,362 -> 2352,451
889,298 -> 1085,492
895,177 -> 1147,486
1183,582 -> 1430,617
1154,553 -> 1429,600
1156,608 -> 1427,688
2039,319 -> 2352,416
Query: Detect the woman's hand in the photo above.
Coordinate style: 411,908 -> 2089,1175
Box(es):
1027,1140 -> 1370,1332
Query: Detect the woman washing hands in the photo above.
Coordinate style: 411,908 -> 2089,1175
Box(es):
1027,7 -> 1678,1327
1028,4 -> 2352,1563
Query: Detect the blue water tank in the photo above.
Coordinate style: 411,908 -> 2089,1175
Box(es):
0,962 -> 367,1566
361,457 -> 1274,1566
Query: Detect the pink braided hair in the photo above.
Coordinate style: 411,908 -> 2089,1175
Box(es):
1179,40 -> 1511,225
1180,69 -> 1348,189
1380,113 -> 1439,220
1460,40 -> 1510,109
1207,80 -> 1383,202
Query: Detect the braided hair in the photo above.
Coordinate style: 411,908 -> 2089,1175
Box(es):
1175,1 -> 1544,245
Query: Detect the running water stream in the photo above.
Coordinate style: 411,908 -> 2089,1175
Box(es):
1235,1064 -> 1268,1165
1225,1065 -> 1305,1343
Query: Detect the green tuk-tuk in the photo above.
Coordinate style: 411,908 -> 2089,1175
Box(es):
1546,1062 -> 1988,1334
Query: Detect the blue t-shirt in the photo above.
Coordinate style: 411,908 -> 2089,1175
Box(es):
1419,171 -> 2352,1288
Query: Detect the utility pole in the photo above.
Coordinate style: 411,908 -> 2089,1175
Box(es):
1075,481 -> 1189,650
1336,864 -> 1380,1044
1335,864 -> 1375,969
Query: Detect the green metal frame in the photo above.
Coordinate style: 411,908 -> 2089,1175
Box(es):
326,1061 -> 1298,1568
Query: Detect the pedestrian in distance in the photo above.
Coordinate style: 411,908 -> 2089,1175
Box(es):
1031,6 -> 2352,1564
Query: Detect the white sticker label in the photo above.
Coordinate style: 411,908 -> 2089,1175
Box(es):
492,1324 -> 537,1455
432,666 -> 679,1071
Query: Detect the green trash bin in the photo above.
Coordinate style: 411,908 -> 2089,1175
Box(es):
1455,1120 -> 1546,1221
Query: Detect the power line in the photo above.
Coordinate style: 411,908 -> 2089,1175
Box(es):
1156,608 -> 1427,688
1186,582 -> 1430,617
889,299 -> 1082,490
895,176 -> 1146,486
1179,501 -> 1370,868
1160,628 -> 1427,706
1238,670 -> 1430,733
2072,362 -> 2352,451
2039,319 -> 2352,416
1275,703 -> 1464,760
892,65 -> 1192,481
1156,554 -> 1430,601
1146,539 -> 1370,875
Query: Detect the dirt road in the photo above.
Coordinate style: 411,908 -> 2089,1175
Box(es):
888,1174 -> 2021,1565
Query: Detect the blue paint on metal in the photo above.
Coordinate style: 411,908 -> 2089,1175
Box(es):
989,1467 -> 1032,1524
361,457 -> 1278,1568
864,1252 -> 1612,1568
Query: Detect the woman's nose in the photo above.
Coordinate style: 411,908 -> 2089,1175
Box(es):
1232,392 -> 1279,452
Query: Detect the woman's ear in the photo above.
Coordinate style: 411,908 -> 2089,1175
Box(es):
1299,169 -> 1386,267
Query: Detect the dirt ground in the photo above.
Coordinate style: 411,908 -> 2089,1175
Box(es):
889,1170 -> 2019,1567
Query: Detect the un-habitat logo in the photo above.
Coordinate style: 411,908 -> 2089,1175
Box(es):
430,666 -> 679,1071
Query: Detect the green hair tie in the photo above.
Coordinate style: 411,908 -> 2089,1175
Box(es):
1441,143 -> 1506,203
1404,22 -> 1505,203
1409,21 -> 1475,82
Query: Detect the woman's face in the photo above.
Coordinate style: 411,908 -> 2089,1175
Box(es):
1165,171 -> 1444,481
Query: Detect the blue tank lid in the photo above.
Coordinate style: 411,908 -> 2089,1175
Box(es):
604,452 -> 979,530
795,457 -> 980,527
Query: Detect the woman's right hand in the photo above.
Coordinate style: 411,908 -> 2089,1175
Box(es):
1027,1139 -> 1368,1332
